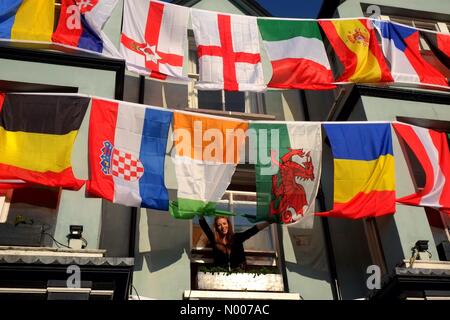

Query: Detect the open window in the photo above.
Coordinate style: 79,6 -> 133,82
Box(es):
190,190 -> 284,292
186,105 -> 283,291
0,186 -> 61,247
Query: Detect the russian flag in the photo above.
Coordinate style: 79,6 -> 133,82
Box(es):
52,0 -> 120,57
374,20 -> 448,86
86,98 -> 172,210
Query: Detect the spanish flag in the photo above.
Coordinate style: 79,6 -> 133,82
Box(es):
318,123 -> 396,219
319,19 -> 393,83
0,93 -> 89,190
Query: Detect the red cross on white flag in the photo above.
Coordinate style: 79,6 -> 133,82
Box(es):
191,10 -> 266,92
120,0 -> 189,81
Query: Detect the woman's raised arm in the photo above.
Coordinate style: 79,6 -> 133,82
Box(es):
198,215 -> 215,244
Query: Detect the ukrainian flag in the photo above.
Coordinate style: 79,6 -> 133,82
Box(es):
320,123 -> 396,219
0,0 -> 55,42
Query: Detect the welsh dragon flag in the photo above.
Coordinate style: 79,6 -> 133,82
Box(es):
249,122 -> 322,224
257,19 -> 335,90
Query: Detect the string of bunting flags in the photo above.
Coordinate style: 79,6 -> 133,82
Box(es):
0,92 -> 448,224
1,0 -> 450,90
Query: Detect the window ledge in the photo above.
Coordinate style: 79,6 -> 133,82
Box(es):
196,272 -> 284,292
401,259 -> 450,270
0,246 -> 105,258
184,108 -> 276,121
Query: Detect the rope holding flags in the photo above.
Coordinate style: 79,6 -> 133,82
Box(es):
1,0 -> 449,90
0,92 -> 448,224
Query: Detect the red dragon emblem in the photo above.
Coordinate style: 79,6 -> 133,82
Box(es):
270,148 -> 315,224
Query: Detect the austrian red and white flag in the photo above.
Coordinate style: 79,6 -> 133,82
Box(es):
393,122 -> 450,214
120,0 -> 189,81
191,9 -> 266,92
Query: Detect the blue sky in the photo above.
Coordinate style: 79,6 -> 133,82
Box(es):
256,0 -> 324,18
165,0 -> 325,19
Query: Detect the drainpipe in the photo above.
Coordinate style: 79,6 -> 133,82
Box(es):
126,76 -> 146,299
129,76 -> 146,258
300,89 -> 342,300
128,76 -> 146,257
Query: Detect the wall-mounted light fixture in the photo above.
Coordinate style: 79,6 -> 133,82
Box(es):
69,225 -> 83,239
67,225 -> 86,250
410,240 -> 432,267
415,240 -> 429,252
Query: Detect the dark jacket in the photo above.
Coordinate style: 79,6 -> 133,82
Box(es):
199,217 -> 259,269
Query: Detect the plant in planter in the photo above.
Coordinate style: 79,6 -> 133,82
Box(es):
196,265 -> 284,292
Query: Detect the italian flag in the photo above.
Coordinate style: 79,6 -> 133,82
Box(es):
250,122 -> 322,224
257,19 -> 335,90
169,112 -> 248,219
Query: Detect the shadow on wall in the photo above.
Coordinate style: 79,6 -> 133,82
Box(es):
284,215 -> 333,281
375,213 -> 405,272
134,207 -> 190,273
123,75 -> 188,109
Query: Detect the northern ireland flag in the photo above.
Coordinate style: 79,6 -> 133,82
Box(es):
191,9 -> 266,92
257,19 -> 334,90
120,0 -> 189,81
374,21 -> 448,86
86,98 -> 173,210
393,122 -> 450,214
52,0 -> 121,57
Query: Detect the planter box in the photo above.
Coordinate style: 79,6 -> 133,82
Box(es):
197,272 -> 284,292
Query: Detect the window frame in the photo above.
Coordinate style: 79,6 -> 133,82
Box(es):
190,190 -> 281,267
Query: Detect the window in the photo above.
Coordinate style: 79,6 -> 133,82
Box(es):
375,14 -> 450,82
190,191 -> 283,291
187,36 -> 266,115
0,186 -> 61,247
386,16 -> 444,50
192,191 -> 277,257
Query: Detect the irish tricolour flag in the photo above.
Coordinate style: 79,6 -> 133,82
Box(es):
257,19 -> 335,90
169,113 -> 248,219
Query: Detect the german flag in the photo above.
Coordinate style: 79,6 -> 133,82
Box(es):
0,93 -> 89,190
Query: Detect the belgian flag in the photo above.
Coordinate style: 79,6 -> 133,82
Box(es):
0,93 -> 89,190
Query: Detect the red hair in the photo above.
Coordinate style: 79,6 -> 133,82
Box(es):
213,216 -> 234,253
